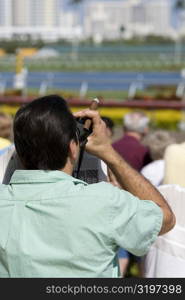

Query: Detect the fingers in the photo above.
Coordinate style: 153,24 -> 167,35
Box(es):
73,109 -> 102,128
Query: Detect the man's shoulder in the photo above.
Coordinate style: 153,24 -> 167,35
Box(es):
82,181 -> 116,195
81,181 -> 130,205
0,183 -> 12,201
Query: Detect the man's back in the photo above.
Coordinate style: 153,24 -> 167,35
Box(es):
113,135 -> 151,171
0,170 -> 162,278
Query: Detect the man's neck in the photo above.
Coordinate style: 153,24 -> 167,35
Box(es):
60,159 -> 74,176
125,132 -> 142,141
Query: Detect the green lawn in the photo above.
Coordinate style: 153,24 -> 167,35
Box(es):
1,53 -> 185,72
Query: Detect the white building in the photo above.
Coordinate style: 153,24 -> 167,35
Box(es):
0,0 -> 73,41
0,0 -> 179,42
83,0 -> 136,41
0,0 -> 82,41
83,0 -> 175,40
59,10 -> 82,40
0,0 -> 12,27
12,0 -> 60,27
131,0 -> 173,37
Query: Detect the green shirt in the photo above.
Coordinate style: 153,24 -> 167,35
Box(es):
0,170 -> 162,278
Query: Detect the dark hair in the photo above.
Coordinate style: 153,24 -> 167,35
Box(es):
101,116 -> 114,131
13,95 -> 78,170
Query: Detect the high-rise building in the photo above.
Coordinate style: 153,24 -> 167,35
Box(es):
0,0 -> 12,26
0,0 -> 177,41
83,0 -> 173,39
131,0 -> 172,36
0,0 -> 81,40
12,0 -> 60,27
83,0 -> 137,40
12,0 -> 31,26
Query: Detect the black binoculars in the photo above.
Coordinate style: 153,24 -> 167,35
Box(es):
76,118 -> 93,147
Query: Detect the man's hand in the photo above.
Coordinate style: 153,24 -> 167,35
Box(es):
74,109 -> 112,158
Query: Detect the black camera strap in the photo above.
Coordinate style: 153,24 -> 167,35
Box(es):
75,144 -> 85,178
74,123 -> 91,179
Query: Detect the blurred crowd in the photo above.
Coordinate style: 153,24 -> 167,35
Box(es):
0,106 -> 184,278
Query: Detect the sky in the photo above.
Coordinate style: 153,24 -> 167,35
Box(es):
62,0 -> 177,6
62,0 -> 177,11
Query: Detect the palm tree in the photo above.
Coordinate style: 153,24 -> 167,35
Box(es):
70,0 -> 83,4
175,0 -> 185,9
174,1 -> 185,64
174,0 -> 185,34
68,0 -> 84,61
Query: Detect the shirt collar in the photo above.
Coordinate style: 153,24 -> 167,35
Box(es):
10,170 -> 87,185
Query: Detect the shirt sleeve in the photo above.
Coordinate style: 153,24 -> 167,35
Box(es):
110,188 -> 163,256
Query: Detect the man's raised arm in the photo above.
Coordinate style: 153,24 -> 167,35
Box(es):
74,110 -> 176,235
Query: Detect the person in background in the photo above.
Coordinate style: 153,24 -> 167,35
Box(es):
0,145 -> 20,183
163,141 -> 185,188
0,112 -> 13,151
101,116 -> 115,176
143,184 -> 185,278
113,111 -> 152,172
101,116 -> 114,139
112,111 -> 152,277
141,130 -> 175,186
141,132 -> 184,277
